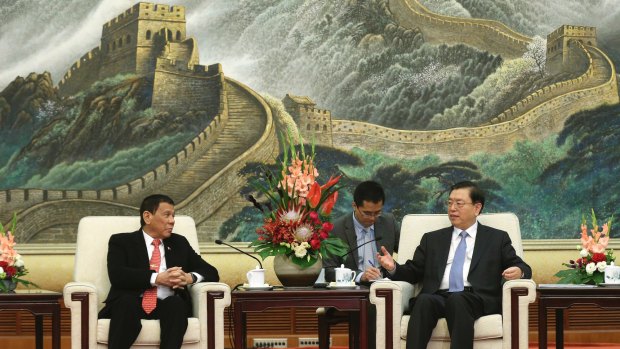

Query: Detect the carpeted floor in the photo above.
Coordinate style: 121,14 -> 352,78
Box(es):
286,345 -> 620,349
286,344 -> 620,349
529,345 -> 620,348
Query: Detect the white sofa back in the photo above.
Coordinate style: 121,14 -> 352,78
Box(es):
397,213 -> 523,265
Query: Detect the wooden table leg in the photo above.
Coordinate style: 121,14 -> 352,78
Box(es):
555,309 -> 564,349
35,315 -> 43,349
52,302 -> 61,349
318,312 -> 330,349
359,300 -> 368,349
234,304 -> 246,349
538,298 -> 547,349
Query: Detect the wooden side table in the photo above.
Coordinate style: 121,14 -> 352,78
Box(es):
537,285 -> 620,349
0,289 -> 62,349
232,286 -> 370,349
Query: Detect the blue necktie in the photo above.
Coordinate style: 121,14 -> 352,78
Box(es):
449,231 -> 468,292
363,228 -> 376,270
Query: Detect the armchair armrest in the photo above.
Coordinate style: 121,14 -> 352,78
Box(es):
190,282 -> 231,349
63,282 -> 99,349
370,280 -> 416,349
502,279 -> 536,349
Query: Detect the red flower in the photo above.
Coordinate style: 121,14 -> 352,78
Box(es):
319,230 -> 329,240
0,261 -> 8,268
321,175 -> 341,191
310,237 -> 321,250
309,211 -> 319,224
320,192 -> 338,215
5,266 -> 17,277
322,221 -> 334,233
591,253 -> 606,263
307,182 -> 322,208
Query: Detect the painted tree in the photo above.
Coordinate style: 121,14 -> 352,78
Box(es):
523,35 -> 547,78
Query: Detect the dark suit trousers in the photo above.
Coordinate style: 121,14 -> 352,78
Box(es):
407,291 -> 484,349
101,294 -> 190,349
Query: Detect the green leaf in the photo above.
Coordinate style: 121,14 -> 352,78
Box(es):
554,269 -> 582,284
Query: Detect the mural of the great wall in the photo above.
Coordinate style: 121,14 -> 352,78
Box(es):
1,0 -> 619,242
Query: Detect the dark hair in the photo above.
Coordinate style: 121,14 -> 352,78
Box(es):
140,194 -> 174,227
449,181 -> 485,212
353,181 -> 385,207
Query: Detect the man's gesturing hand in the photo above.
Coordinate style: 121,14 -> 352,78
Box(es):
377,246 -> 396,273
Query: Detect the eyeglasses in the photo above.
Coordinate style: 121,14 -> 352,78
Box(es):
356,206 -> 382,218
446,200 -> 474,209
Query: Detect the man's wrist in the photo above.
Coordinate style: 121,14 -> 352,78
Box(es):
190,272 -> 198,284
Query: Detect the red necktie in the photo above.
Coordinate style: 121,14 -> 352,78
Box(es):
142,239 -> 161,314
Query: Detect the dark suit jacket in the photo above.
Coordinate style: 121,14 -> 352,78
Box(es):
99,230 -> 219,317
325,213 -> 400,277
391,223 -> 531,315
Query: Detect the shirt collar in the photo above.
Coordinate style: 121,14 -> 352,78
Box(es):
352,212 -> 374,233
452,221 -> 478,239
142,230 -> 159,246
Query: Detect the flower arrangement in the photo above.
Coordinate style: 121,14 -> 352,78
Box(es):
555,209 -> 615,285
248,135 -> 348,268
1,213 -> 36,291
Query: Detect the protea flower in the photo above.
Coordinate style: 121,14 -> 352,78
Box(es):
278,206 -> 304,224
294,224 -> 314,242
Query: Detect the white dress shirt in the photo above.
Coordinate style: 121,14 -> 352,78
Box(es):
438,222 -> 478,290
352,213 -> 377,283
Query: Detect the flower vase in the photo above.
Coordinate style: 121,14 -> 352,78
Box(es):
1,279 -> 17,293
273,254 -> 322,287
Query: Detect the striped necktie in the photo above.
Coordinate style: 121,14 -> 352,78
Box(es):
142,239 -> 161,314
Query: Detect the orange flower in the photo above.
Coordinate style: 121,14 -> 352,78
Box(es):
307,182 -> 321,208
320,191 -> 338,215
321,175 -> 341,191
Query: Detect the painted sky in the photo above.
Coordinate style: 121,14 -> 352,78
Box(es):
2,0 -> 619,90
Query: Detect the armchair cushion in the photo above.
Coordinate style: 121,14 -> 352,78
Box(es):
96,318 -> 201,345
401,314 -> 503,341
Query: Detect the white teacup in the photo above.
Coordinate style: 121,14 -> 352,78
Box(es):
604,265 -> 620,284
246,267 -> 265,287
335,264 -> 357,285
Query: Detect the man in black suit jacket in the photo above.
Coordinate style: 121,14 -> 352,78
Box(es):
377,181 -> 531,349
98,194 -> 219,349
325,181 -> 400,283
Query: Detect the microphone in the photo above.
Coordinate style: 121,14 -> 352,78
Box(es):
340,236 -> 383,261
215,239 -> 263,269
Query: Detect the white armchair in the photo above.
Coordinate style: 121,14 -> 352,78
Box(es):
63,216 -> 231,349
370,213 -> 536,349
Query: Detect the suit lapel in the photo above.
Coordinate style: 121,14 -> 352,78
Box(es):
343,216 -> 359,268
373,216 -> 385,253
469,223 -> 490,273
436,228 -> 452,276
162,237 -> 178,268
132,230 -> 150,269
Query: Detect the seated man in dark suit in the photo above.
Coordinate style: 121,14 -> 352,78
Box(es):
325,180 -> 400,282
377,181 -> 532,349
98,194 -> 219,349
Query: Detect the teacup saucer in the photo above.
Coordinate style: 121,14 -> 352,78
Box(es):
599,283 -> 620,287
240,283 -> 273,291
327,282 -> 357,289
